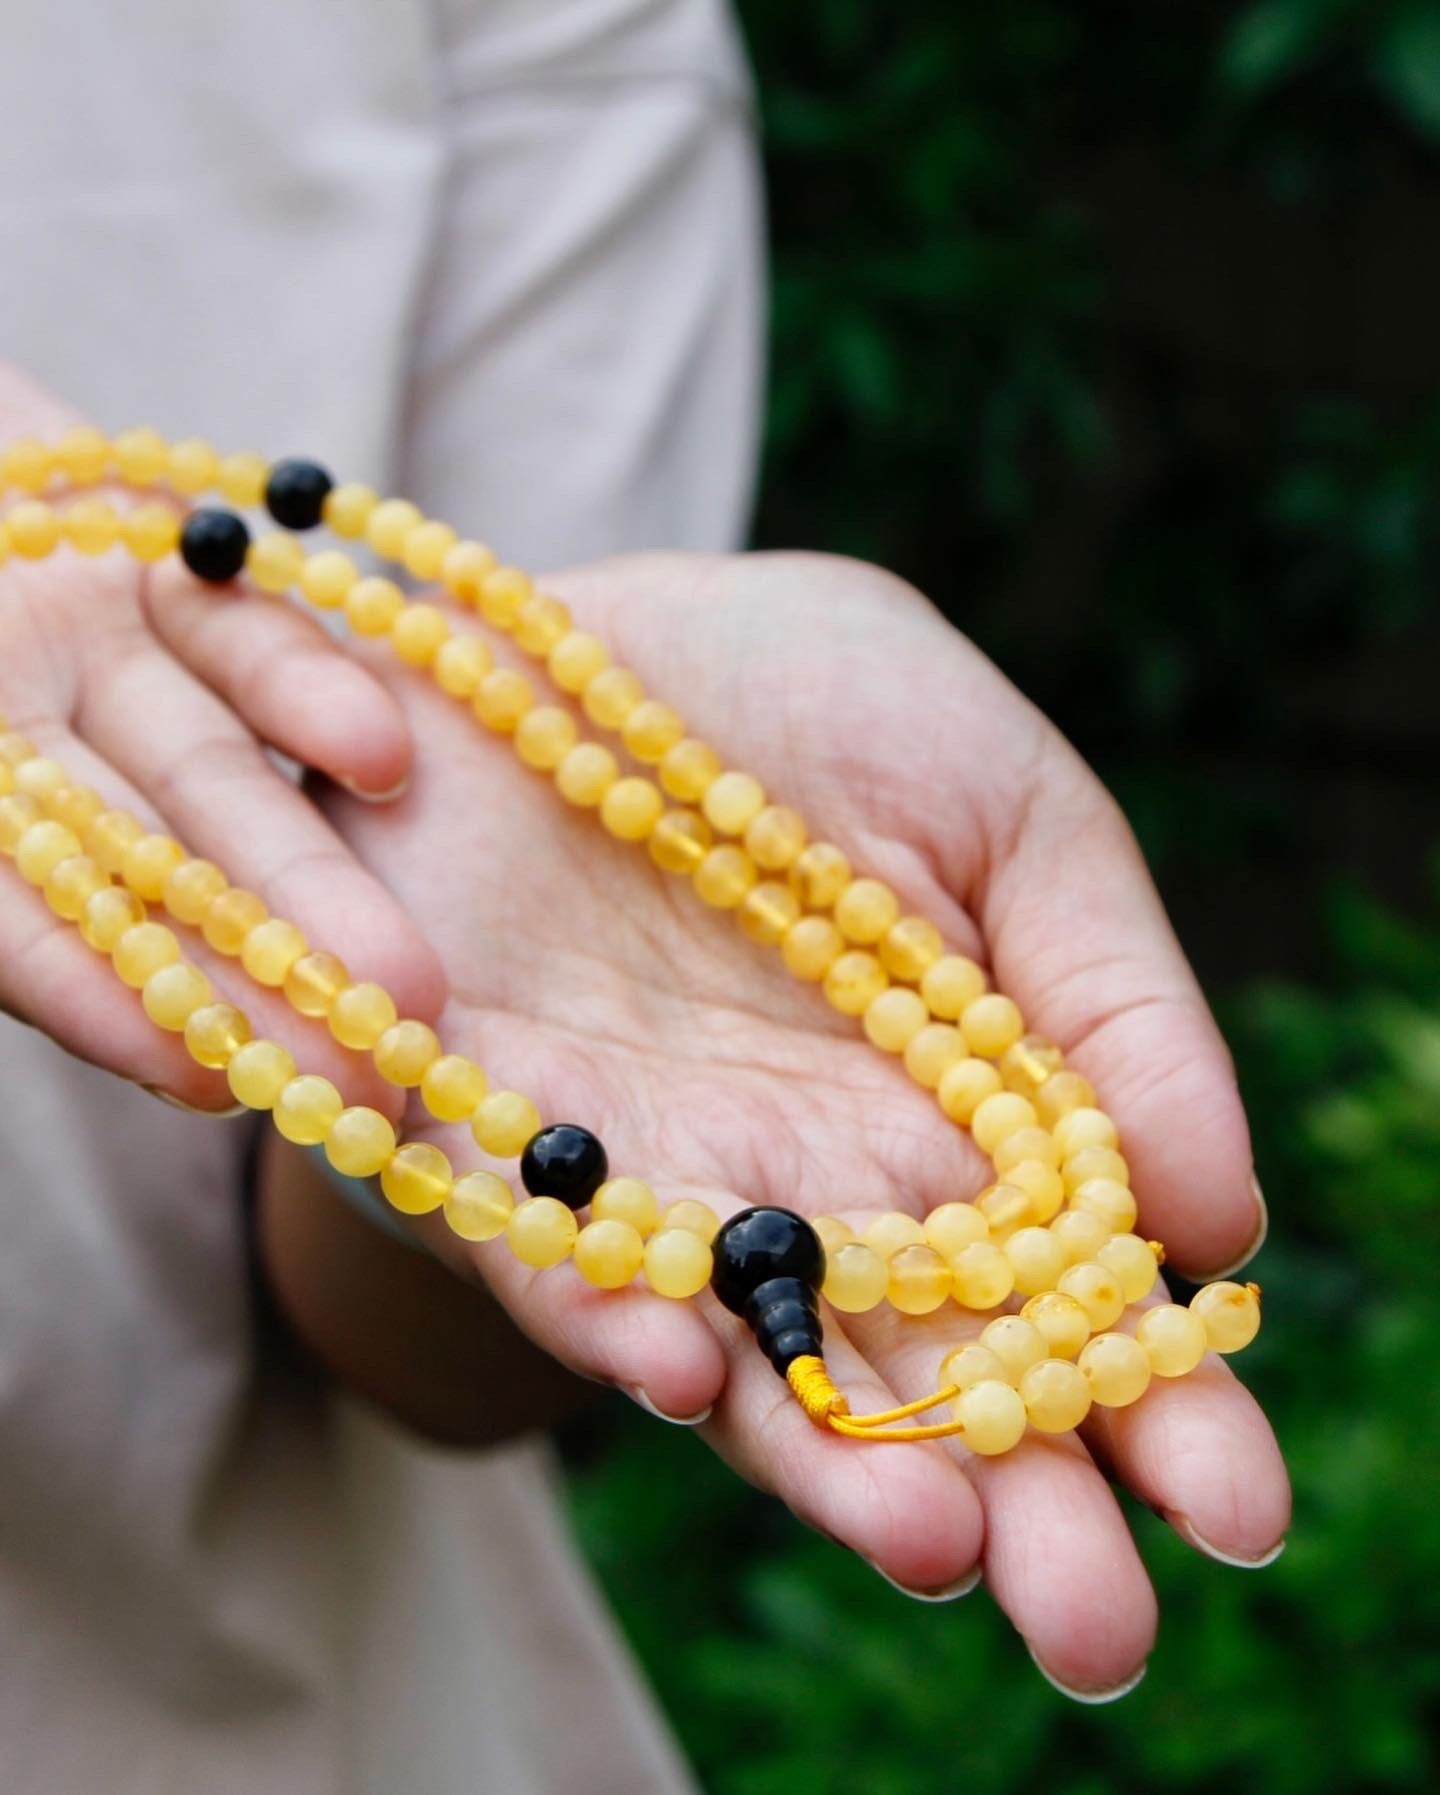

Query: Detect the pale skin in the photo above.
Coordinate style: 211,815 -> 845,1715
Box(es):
0,367 -> 1290,1699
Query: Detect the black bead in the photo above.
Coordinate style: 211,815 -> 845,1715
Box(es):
710,1207 -> 825,1316
264,458 -> 334,530
519,1124 -> 609,1209
179,507 -> 251,584
763,1327 -> 822,1375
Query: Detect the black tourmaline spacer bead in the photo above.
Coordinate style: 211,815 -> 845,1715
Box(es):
710,1206 -> 825,1317
750,1277 -> 824,1374
264,458 -> 334,530
179,507 -> 251,584
520,1124 -> 609,1209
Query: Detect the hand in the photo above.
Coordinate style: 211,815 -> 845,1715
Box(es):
319,548 -> 1289,1698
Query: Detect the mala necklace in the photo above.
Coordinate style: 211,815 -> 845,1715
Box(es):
0,428 -> 1262,1454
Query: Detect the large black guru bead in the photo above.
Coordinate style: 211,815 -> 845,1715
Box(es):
520,1124 -> 609,1209
710,1207 -> 824,1316
264,458 -> 334,530
180,507 -> 250,583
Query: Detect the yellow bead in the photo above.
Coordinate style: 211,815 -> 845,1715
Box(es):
961,993 -> 1024,1058
701,770 -> 766,836
440,540 -> 498,603
1137,1303 -> 1208,1377
1004,1225 -> 1068,1296
163,857 -> 228,926
113,920 -> 181,988
812,1215 -> 854,1256
920,954 -> 987,1020
975,1182 -> 1034,1239
1020,1358 -> 1093,1433
1072,1177 -> 1138,1235
241,918 -> 308,988
600,775 -> 665,842
693,844 -> 757,909
955,1379 -> 1028,1454
923,1202 -> 990,1257
325,1107 -> 398,1178
79,885 -> 147,953
345,575 -> 405,638
0,732 -> 37,767
556,743 -> 619,807
878,915 -> 944,982
658,738 -> 721,802
329,982 -> 398,1051
273,1075 -> 344,1146
283,951 -> 350,1018
621,699 -> 684,763
999,1034 -> 1066,1098
14,756 -> 66,803
55,426 -> 111,484
43,853 -> 108,921
781,914 -> 845,981
887,1243 -> 952,1314
1050,1208 -> 1111,1266
184,1002 -> 251,1070
1057,1261 -> 1127,1331
574,1217 -> 645,1288
643,1228 -> 714,1298
142,961 -> 213,1030
548,630 -> 610,694
391,602 -> 450,667
822,1241 -> 890,1313
323,482 -> 379,538
1021,1290 -> 1092,1359
736,879 -> 801,946
2,436 -> 54,490
1063,1145 -> 1130,1193
507,1196 -> 579,1269
1052,1106 -> 1119,1158
993,1127 -> 1061,1173
970,1090 -> 1038,1156
941,1343 -> 1009,1391
592,1178 -> 659,1236
122,833 -> 185,902
513,594 -> 572,656
299,549 -> 359,610
648,808 -> 712,873
949,1241 -> 1016,1310
123,503 -> 181,562
46,784 -> 107,835
218,451 -> 270,507
444,1169 -> 515,1239
112,427 -> 169,485
16,820 -> 82,885
366,498 -> 424,560
1190,1281 -> 1262,1353
863,986 -> 929,1052
6,500 -> 60,558
373,1019 -> 440,1087
247,531 -> 305,593
420,1054 -> 488,1123
980,1315 -> 1049,1382
1034,1069 -> 1097,1128
823,949 -> 888,1015
167,438 -> 219,495
744,804 -> 808,872
402,520 -> 458,581
903,1022 -> 968,1090
659,1198 -> 721,1242
787,841 -> 851,910
472,1089 -> 542,1157
0,794 -> 42,855
381,1142 -> 454,1216
201,887 -> 268,956
514,705 -> 578,771
477,566 -> 533,628
583,667 -> 645,730
863,1211 -> 926,1260
473,667 -> 535,733
1080,1332 -> 1152,1407
433,635 -> 494,699
1002,1159 -> 1065,1223
833,877 -> 899,946
226,1040 -> 298,1110
62,497 -> 120,555
936,1056 -> 1003,1124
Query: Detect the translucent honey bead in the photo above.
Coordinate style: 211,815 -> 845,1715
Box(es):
391,603 -> 450,668
14,757 -> 67,803
975,1182 -> 1033,1239
556,743 -> 619,807
887,1243 -> 952,1314
970,1091 -> 1038,1156
6,502 -> 60,558
472,1090 -> 542,1157
781,915 -> 844,981
822,1241 -> 889,1312
380,1142 -> 453,1215
1080,1333 -> 1151,1407
16,820 -> 83,885
737,880 -> 801,946
878,916 -> 943,982
329,982 -> 398,1051
592,1178 -> 659,1237
862,1211 -> 926,1260
402,520 -> 458,581
113,921 -> 181,987
273,1075 -> 344,1146
954,1380 -> 1028,1455
299,550 -> 358,610
1191,1281 -> 1262,1353
283,951 -> 350,1018
1004,1225 -> 1068,1296
420,1053 -> 488,1123
226,1040 -> 298,1110
62,497 -> 121,555
218,450 -> 269,507
1063,1145 -> 1129,1194
323,482 -> 379,539
0,733 -> 37,768
833,878 -> 899,945
1057,1261 -> 1127,1331
863,986 -> 929,1052
547,630 -> 609,694
693,844 -> 756,908
345,576 -> 405,638
373,1020 -> 440,1087
920,954 -> 986,1020
1002,1159 -> 1065,1223
1020,1358 -> 1092,1433
583,667 -> 645,730
1000,1034 -> 1065,1098
325,1108 -> 398,1178
809,1216 -> 851,1258
507,1196 -> 578,1269
922,1201 -> 989,1258
823,949 -> 888,1015
941,1343 -> 1009,1391
1072,1176 -> 1138,1235
184,1002 -> 251,1070
1052,1107 -> 1119,1158
366,498 -> 423,560
621,700 -> 684,763
163,858 -> 228,926
3,437 -> 54,489
247,531 -> 305,593
202,887 -> 268,956
473,668 -> 535,733
643,1228 -> 713,1298
744,804 -> 807,872
112,427 -> 169,484
903,1022 -> 967,1090
1034,1070 -> 1098,1128
1050,1209 -> 1111,1266
512,594 -> 572,656
46,784 -> 106,835
0,795 -> 41,855
433,636 -> 494,699
121,505 -> 180,563
601,776 -> 665,842
122,833 -> 185,902
657,737 -> 720,802
477,566 -> 532,629
950,1241 -> 1015,1310
440,540 -> 498,603
55,426 -> 111,484
1021,1290 -> 1092,1359
787,841 -> 851,910
980,1315 -> 1048,1382
514,705 -> 578,771
701,771 -> 766,836
241,918 -> 308,988
80,886 -> 147,953
142,962 -> 213,1030
1136,1303 -> 1207,1377
936,1056 -> 1003,1124
660,1198 -> 720,1242
44,853 -> 108,921
574,1218 -> 645,1288
960,993 -> 1024,1058
443,1170 -> 514,1239
993,1127 -> 1061,1173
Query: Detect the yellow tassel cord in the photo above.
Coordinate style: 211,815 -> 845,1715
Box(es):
787,1354 -> 967,1444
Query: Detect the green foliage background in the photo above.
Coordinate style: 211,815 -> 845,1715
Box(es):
564,5 -> 1440,1790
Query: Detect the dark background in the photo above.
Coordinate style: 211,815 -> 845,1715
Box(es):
565,5 -> 1440,1790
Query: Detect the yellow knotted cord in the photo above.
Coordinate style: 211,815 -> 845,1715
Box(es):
786,1355 -> 968,1443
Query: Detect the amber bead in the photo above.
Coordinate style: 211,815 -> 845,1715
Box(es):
994,1127 -> 1061,1174
863,986 -> 929,1052
659,738 -> 721,802
14,756 -> 66,803
46,784 -> 106,836
556,743 -> 619,807
112,921 -> 181,988
142,962 -> 213,1031
922,1201 -> 990,1258
218,451 -> 270,507
659,1199 -> 721,1242
1033,1070 -> 1097,1129
548,631 -> 609,694
1057,1261 -> 1127,1331
950,1240 -> 1016,1310
122,834 -> 186,902
583,667 -> 645,730
878,916 -> 944,982
1020,1358 -> 1092,1433
781,915 -> 844,981
477,567 -> 533,628
299,550 -> 358,610
980,1315 -> 1049,1383
1190,1281 -> 1262,1353
63,497 -> 122,556
1079,1333 -> 1151,1407
593,1178 -> 659,1237
744,804 -> 807,871
920,954 -> 986,1021
863,1211 -> 926,1260
440,540 -> 498,603
1137,1303 -> 1208,1377
272,1075 -> 344,1146
961,993 -> 1024,1058
599,776 -> 664,841
1052,1106 -> 1119,1158
473,1090 -> 542,1158
444,1170 -> 515,1240
643,1228 -> 714,1299
202,887 -> 268,956
283,951 -> 350,1018
240,918 -> 308,987
420,1054 -> 488,1123
1072,1177 -> 1138,1235
1000,1034 -> 1065,1098
574,1218 -> 645,1289
325,1108 -> 398,1178
162,858 -> 228,926
701,771 -> 766,837
737,880 -> 801,946
0,795 -> 42,856
391,603 -> 450,668
373,1020 -> 440,1087
433,636 -> 495,700
184,1003 -> 251,1070
936,1056 -> 1003,1124
955,1380 -> 1028,1454
507,1197 -> 579,1269
80,886 -> 147,953
693,844 -> 756,908
323,483 -> 379,539
903,1022 -> 968,1090
16,820 -> 83,885
246,531 -> 305,594
822,1241 -> 889,1312
787,842 -> 851,910
1003,1159 -> 1065,1223
620,700 -> 684,763
473,668 -> 536,734
823,949 -> 888,1015
382,1143 -> 454,1216
402,521 -> 458,581
329,982 -> 398,1051
345,576 -> 405,638
56,426 -> 111,484
1063,1145 -> 1129,1194
1004,1225 -> 1068,1297
1021,1290 -> 1092,1359
887,1243 -> 952,1314
833,878 -> 899,946
226,1040 -> 298,1110
6,502 -> 60,558
43,854 -> 108,921
1050,1208 -> 1111,1266
970,1091 -> 1038,1156
513,594 -> 572,657
975,1182 -> 1033,1239
366,498 -> 423,560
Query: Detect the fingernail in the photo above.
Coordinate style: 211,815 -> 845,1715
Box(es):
1196,1173 -> 1269,1280
865,1561 -> 982,1603
621,1384 -> 712,1427
141,1083 -> 246,1119
1168,1512 -> 1287,1569
337,773 -> 410,805
1026,1643 -> 1148,1704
